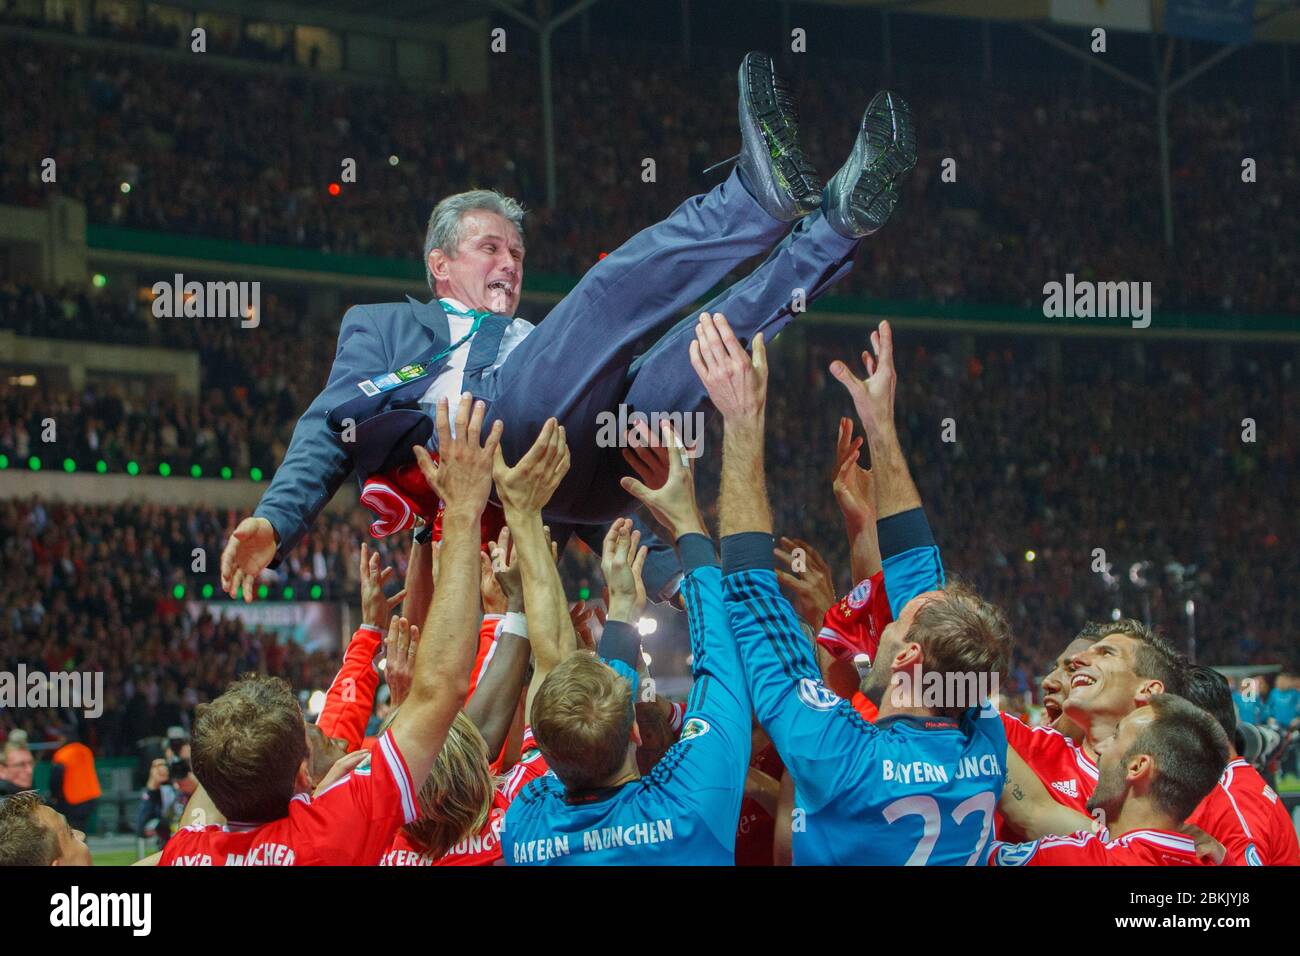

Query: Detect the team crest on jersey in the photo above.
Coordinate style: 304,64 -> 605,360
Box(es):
797,677 -> 840,711
846,580 -> 871,609
994,840 -> 1040,866
1245,843 -> 1263,866
680,718 -> 711,740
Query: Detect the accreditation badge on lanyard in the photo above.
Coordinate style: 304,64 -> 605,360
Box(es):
354,302 -> 488,396
356,362 -> 429,397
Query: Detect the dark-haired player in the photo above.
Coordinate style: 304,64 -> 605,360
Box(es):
1184,664 -> 1300,866
989,694 -> 1228,865
1000,620 -> 1186,834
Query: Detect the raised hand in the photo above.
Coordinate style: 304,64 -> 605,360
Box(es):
619,420 -> 705,540
621,418 -> 672,491
486,525 -> 552,611
492,418 -> 571,516
383,614 -> 420,707
412,393 -> 502,522
569,599 -> 603,652
360,542 -> 407,628
221,516 -> 278,603
774,536 -> 837,629
832,417 -> 876,531
689,312 -> 767,422
602,517 -> 649,623
828,319 -> 897,439
480,550 -> 507,614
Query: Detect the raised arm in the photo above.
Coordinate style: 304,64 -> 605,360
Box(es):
622,411 -> 754,851
490,419 -> 575,723
690,313 -> 864,806
464,526 -> 539,756
315,543 -> 405,751
832,417 -> 883,583
223,307 -> 385,602
401,534 -> 437,634
388,393 -> 502,788
830,320 -> 942,615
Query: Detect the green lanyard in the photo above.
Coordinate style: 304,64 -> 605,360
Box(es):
429,300 -> 490,365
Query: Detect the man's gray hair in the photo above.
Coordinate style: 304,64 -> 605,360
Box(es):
423,189 -> 526,294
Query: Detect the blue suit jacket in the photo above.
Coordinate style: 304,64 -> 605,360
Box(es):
254,295 -> 683,600
254,296 -> 512,565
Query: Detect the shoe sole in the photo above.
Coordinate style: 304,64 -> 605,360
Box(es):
740,52 -> 822,214
843,91 -> 917,233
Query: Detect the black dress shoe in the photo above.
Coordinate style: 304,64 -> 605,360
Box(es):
823,90 -> 917,239
737,51 -> 822,222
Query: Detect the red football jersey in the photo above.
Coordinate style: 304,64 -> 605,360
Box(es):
160,730 -> 417,866
316,625 -> 383,752
379,729 -> 550,867
1188,758 -> 1300,867
998,712 -> 1098,841
466,615 -> 505,703
988,828 -> 1210,866
816,572 -> 892,664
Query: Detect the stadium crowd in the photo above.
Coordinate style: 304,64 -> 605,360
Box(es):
1,33 -> 1298,312
1,22 -> 1296,869
3,282 -> 1296,704
4,312 -> 1296,867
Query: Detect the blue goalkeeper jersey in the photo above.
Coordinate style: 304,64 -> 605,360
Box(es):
724,516 -> 1007,865
503,545 -> 752,865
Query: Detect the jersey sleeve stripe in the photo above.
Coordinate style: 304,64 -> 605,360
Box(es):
1219,766 -> 1257,841
379,730 -> 419,824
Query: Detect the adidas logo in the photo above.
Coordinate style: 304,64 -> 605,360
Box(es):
1050,779 -> 1080,799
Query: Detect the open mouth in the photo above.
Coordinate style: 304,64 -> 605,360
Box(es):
487,280 -> 512,295
1071,673 -> 1097,690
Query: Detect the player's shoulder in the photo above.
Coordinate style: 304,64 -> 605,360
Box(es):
1000,711 -> 1074,749
511,772 -> 566,809
158,824 -> 225,865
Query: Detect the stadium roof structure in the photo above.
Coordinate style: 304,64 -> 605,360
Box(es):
276,0 -> 1300,43
793,0 -> 1300,44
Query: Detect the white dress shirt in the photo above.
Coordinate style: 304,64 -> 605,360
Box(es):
419,297 -> 534,436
